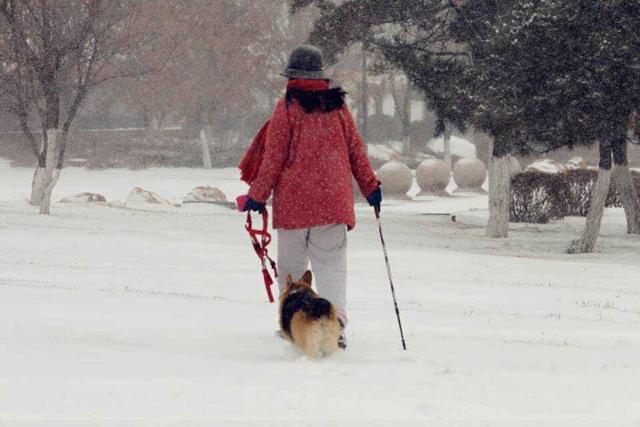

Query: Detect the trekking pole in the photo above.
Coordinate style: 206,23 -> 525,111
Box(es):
374,206 -> 407,350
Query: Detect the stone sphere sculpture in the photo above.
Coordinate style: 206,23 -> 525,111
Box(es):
377,161 -> 413,198
416,159 -> 449,194
453,158 -> 487,191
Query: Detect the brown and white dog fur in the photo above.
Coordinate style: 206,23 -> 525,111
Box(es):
279,271 -> 341,358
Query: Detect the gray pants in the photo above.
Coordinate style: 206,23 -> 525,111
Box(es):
277,224 -> 348,323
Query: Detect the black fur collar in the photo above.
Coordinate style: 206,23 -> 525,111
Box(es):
285,87 -> 346,113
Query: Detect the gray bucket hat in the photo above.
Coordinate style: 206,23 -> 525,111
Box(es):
282,45 -> 328,80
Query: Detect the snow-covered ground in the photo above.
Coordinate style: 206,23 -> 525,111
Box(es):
1,159 -> 640,426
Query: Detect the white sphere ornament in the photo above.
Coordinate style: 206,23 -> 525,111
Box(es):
453,158 -> 487,192
377,161 -> 413,198
416,159 -> 449,194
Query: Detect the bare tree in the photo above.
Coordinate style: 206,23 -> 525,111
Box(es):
0,0 -> 159,212
386,74 -> 414,152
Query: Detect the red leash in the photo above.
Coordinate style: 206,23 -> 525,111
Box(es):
245,210 -> 278,303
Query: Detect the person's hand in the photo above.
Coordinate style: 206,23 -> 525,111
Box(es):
367,186 -> 382,212
238,195 -> 265,213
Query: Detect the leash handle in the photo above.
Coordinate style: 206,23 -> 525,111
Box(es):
245,209 -> 269,234
246,210 -> 271,247
245,209 -> 277,303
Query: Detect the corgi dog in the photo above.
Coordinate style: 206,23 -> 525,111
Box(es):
279,271 -> 341,358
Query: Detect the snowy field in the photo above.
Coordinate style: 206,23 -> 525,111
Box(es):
1,159 -> 640,426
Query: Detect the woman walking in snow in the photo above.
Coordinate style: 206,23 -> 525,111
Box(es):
240,45 -> 382,349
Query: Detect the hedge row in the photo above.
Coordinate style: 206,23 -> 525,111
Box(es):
510,169 -> 640,223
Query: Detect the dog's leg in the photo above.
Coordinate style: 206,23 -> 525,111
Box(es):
290,312 -> 305,350
319,320 -> 340,357
301,323 -> 322,358
291,313 -> 317,357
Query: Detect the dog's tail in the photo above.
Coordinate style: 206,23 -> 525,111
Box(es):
307,298 -> 333,319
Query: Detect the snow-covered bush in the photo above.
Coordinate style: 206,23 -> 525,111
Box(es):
562,170 -> 600,217
376,161 -> 412,197
510,169 -> 640,222
563,169 -> 640,216
609,170 -> 640,208
607,171 -> 640,209
510,172 -> 569,223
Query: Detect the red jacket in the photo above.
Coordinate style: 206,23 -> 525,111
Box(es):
248,97 -> 378,230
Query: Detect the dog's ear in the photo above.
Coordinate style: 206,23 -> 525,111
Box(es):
286,274 -> 294,287
301,270 -> 313,286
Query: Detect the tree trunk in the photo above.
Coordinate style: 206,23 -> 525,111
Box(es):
373,91 -> 383,116
568,142 -> 613,253
30,135 -> 48,206
389,75 -> 412,149
487,140 -> 511,238
39,129 -> 61,214
568,169 -> 612,253
443,125 -> 452,173
401,83 -> 411,141
612,138 -> 640,234
30,167 -> 48,206
360,43 -> 369,145
199,128 -> 213,169
474,130 -> 492,166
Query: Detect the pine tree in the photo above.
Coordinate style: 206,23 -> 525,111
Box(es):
450,0 -> 640,244
292,0 -> 524,237
555,0 -> 640,252
293,0 -> 640,244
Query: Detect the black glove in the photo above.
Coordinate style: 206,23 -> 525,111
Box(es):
241,197 -> 265,213
367,186 -> 382,211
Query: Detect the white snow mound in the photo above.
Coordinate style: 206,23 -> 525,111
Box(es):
126,187 -> 172,206
367,144 -> 402,163
566,157 -> 588,170
427,135 -> 477,159
525,159 -> 568,174
183,186 -> 227,204
59,192 -> 107,204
